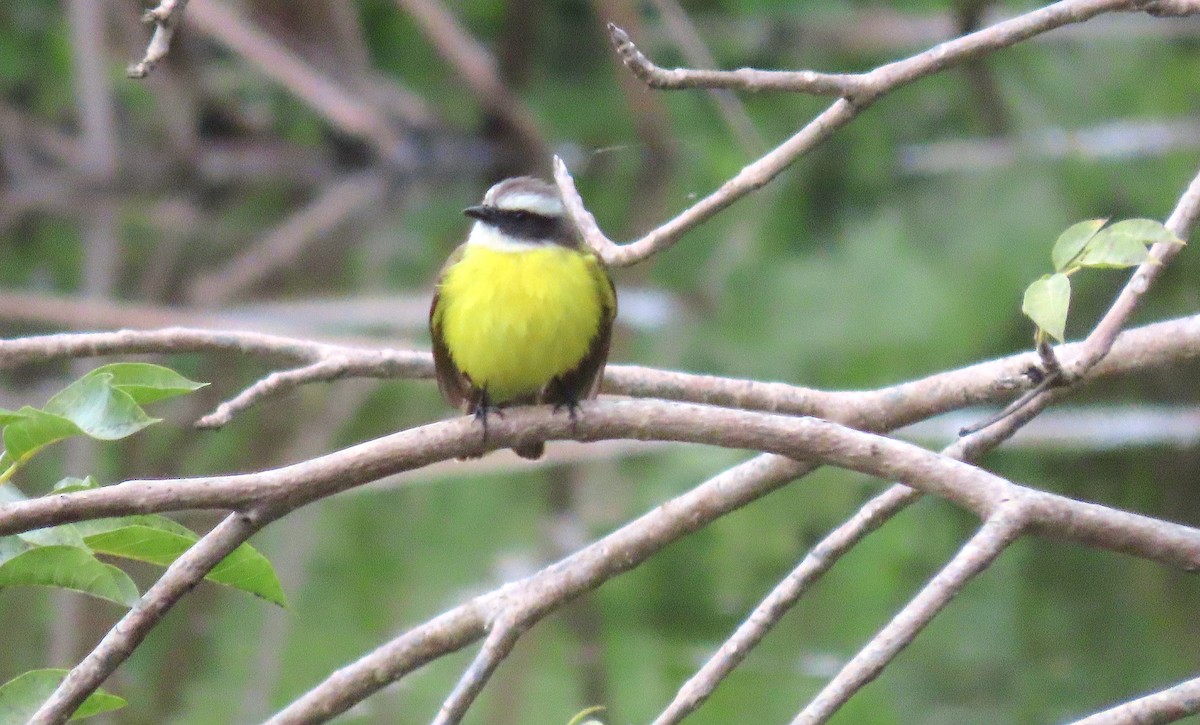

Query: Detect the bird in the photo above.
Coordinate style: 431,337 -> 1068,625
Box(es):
429,176 -> 617,459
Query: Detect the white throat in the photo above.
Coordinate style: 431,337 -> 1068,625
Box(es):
466,222 -> 546,252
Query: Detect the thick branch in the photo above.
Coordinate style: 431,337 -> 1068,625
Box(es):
4,400 -> 1199,567
3,311 -> 1199,434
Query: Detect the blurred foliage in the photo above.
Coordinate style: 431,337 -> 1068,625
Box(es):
1,0 -> 1199,723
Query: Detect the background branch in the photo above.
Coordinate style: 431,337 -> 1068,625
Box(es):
127,0 -> 190,79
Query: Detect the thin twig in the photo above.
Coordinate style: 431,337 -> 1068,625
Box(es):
29,511 -> 271,724
790,504 -> 1028,725
566,0 -> 1165,267
196,357 -> 361,429
651,483 -> 923,725
127,0 -> 191,79
607,23 -> 864,96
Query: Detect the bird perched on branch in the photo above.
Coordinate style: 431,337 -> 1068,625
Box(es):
429,176 -> 617,459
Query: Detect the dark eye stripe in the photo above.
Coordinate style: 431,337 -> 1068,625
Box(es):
491,209 -> 564,241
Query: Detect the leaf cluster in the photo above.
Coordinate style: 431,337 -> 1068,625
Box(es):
1021,219 -> 1184,342
0,365 -> 286,721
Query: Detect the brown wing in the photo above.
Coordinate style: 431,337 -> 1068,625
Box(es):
542,255 -> 617,405
429,244 -> 472,411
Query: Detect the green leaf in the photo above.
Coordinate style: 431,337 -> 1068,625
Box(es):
0,485 -> 25,505
80,517 -> 288,607
0,364 -> 202,467
17,523 -> 86,549
567,706 -> 607,725
0,669 -> 126,723
73,513 -> 194,540
0,409 -> 28,427
1022,273 -> 1071,342
43,374 -> 159,441
1103,218 -> 1184,247
80,363 -> 207,405
52,476 -> 99,493
207,538 -> 289,607
0,545 -> 139,607
1077,227 -> 1151,269
0,537 -> 30,566
82,525 -> 192,566
1051,218 -> 1106,272
2,407 -> 86,461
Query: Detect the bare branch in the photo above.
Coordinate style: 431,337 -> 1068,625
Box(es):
571,0 -> 1180,267
29,511 -> 269,724
556,95 -> 860,267
6,398 -> 1199,574
652,483 -> 923,725
791,505 -> 1027,724
607,23 -> 864,96
1069,675 -> 1200,724
432,620 -> 523,725
613,0 -> 1189,97
0,327 -> 369,368
195,357 -> 365,429
3,312 -> 1200,437
127,0 -> 191,79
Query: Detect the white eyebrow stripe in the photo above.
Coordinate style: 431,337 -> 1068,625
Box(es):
493,192 -> 564,216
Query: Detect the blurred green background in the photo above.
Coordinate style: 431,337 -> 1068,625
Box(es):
1,0 -> 1199,722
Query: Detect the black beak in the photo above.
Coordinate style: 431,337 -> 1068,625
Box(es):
463,205 -> 491,221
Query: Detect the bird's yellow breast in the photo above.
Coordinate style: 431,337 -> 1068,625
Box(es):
435,242 -> 605,402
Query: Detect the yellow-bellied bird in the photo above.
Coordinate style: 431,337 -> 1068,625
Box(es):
430,177 -> 617,459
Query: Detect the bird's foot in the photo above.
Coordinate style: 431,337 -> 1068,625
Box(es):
473,403 -> 505,444
553,398 -> 581,430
